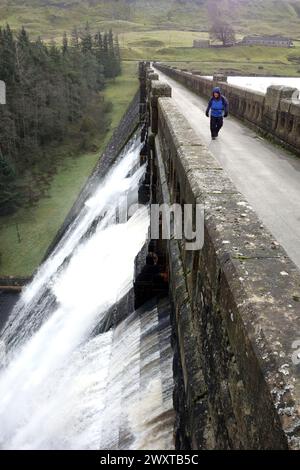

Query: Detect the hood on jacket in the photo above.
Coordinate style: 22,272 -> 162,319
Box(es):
212,87 -> 221,97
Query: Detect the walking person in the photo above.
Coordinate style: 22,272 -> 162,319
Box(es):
206,87 -> 229,140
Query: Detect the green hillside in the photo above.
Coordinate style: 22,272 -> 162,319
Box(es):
1,1 -> 300,76
0,0 -> 300,39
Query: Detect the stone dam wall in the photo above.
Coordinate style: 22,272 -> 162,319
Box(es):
140,62 -> 300,449
153,63 -> 300,155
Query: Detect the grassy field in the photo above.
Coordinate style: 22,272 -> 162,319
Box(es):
2,1 -> 300,39
164,59 -> 300,77
0,62 -> 139,277
158,47 -> 300,77
119,30 -> 300,76
2,1 -> 300,77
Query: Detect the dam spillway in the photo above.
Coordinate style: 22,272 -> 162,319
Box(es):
0,136 -> 175,450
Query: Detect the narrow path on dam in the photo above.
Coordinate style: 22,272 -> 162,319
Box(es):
154,66 -> 300,270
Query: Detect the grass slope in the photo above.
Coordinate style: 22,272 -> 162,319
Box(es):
1,1 -> 300,76
0,1 -> 300,38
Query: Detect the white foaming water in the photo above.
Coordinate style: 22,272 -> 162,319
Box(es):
0,303 -> 174,450
1,138 -> 144,351
0,136 -> 175,450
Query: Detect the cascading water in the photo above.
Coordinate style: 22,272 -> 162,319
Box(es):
0,136 -> 174,450
1,138 -> 146,351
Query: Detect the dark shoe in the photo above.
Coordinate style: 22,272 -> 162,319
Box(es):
212,136 -> 216,140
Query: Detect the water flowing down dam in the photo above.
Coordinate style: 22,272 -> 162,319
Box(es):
0,135 -> 175,450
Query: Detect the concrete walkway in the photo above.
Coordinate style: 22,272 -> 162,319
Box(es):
154,66 -> 300,270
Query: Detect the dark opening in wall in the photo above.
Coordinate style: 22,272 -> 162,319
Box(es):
134,240 -> 169,310
280,112 -> 286,129
288,118 -> 294,133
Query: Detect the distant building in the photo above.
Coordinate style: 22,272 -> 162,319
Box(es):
193,39 -> 210,48
241,35 -> 294,48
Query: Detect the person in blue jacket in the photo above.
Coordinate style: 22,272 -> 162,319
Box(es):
206,87 -> 229,140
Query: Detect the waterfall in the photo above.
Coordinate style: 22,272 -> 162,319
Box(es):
0,135 -> 174,450
1,137 -> 145,352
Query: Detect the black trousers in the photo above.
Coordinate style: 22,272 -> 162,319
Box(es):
210,116 -> 223,137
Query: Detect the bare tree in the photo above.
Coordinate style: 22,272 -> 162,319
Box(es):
210,21 -> 236,46
207,0 -> 236,46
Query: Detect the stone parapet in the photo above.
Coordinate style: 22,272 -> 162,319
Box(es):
154,63 -> 300,154
150,84 -> 300,449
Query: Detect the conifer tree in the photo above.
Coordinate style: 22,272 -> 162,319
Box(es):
0,24 -> 122,215
0,151 -> 19,215
62,32 -> 68,56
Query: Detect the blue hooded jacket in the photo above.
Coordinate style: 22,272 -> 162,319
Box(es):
206,87 -> 229,118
